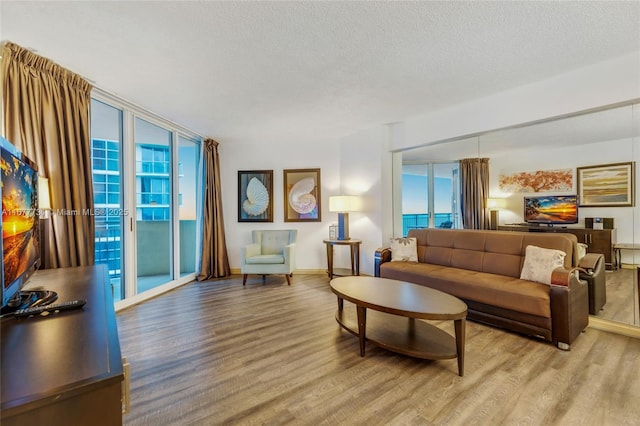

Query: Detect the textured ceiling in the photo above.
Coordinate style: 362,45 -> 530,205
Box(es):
1,1 -> 639,144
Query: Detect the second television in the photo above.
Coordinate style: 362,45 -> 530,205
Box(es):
524,195 -> 579,225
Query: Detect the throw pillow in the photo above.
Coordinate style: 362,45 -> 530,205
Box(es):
520,245 -> 566,285
576,243 -> 588,260
390,237 -> 418,262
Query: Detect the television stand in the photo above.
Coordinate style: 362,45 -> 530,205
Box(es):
0,290 -> 58,315
498,224 -> 617,270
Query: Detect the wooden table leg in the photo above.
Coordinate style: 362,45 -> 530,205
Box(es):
337,296 -> 343,312
454,318 -> 466,376
326,243 -> 334,279
356,305 -> 367,357
354,244 -> 360,276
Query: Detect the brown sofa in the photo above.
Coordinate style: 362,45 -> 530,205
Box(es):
375,228 -> 601,349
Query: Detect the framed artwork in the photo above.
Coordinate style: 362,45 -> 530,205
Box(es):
577,162 -> 635,207
283,168 -> 321,222
238,170 -> 273,222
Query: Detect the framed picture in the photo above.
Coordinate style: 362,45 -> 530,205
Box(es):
577,162 -> 635,207
238,170 -> 273,222
283,168 -> 321,222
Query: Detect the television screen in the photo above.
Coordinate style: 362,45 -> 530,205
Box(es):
524,195 -> 578,225
1,137 -> 40,308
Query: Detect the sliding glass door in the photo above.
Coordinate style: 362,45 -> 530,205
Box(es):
135,118 -> 173,293
90,96 -> 201,303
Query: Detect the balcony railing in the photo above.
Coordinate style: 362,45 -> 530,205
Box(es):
402,213 -> 453,236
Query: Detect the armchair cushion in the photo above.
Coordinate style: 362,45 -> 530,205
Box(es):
245,254 -> 285,264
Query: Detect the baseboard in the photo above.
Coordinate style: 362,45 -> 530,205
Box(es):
588,316 -> 640,339
230,268 -> 326,275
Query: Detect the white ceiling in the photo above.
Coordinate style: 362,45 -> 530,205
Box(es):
1,1 -> 639,145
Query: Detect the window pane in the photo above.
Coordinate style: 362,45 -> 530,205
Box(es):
90,99 -> 124,302
178,134 -> 199,276
135,117 -> 172,293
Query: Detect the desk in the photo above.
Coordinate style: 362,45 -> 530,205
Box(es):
613,243 -> 640,270
323,239 -> 361,279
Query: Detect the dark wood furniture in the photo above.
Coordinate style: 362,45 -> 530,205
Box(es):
329,276 -> 468,376
323,238 -> 361,279
498,225 -> 617,270
1,265 -> 126,426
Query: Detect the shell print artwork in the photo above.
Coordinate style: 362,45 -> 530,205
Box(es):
288,177 -> 316,214
242,177 -> 269,216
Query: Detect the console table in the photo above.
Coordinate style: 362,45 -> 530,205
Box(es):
1,265 -> 126,426
323,239 -> 361,279
498,225 -> 617,270
613,243 -> 640,270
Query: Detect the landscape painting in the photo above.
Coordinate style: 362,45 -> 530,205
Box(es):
577,162 -> 635,207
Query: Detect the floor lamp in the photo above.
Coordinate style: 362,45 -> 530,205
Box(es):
329,195 -> 361,240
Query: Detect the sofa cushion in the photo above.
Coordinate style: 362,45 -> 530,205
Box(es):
390,237 -> 418,262
380,261 -> 551,317
520,245 -> 566,285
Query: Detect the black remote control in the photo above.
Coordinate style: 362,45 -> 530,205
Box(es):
14,299 -> 87,318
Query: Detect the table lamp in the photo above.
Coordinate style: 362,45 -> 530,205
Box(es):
329,195 -> 360,240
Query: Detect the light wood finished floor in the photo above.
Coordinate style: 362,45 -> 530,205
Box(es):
117,274 -> 640,425
597,268 -> 639,324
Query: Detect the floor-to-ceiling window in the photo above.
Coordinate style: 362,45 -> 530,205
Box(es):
90,94 -> 201,303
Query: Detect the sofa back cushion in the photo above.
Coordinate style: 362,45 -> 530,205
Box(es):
407,228 -> 576,279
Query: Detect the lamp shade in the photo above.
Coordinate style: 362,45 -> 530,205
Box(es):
329,195 -> 360,212
38,176 -> 51,210
487,198 -> 506,209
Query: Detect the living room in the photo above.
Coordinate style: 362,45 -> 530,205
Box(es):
1,1 -> 640,425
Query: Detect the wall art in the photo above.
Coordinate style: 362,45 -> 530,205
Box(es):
238,170 -> 273,222
577,162 -> 635,207
499,168 -> 573,193
283,168 -> 321,222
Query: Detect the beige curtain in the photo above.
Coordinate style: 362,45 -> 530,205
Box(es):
460,158 -> 489,230
2,42 -> 94,268
197,138 -> 231,280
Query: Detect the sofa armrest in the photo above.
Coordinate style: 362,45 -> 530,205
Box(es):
374,247 -> 392,277
578,253 -> 604,275
577,253 -> 606,315
550,273 -> 589,349
550,267 -> 579,287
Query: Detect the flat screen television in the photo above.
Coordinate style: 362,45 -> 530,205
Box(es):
1,136 -> 41,309
524,195 -> 579,225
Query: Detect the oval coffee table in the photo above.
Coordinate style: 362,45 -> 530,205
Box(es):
330,276 -> 468,376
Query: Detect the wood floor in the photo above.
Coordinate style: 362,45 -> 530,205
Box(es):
597,268 -> 639,324
117,274 -> 640,426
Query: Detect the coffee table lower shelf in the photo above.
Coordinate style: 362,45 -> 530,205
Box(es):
335,308 -> 460,368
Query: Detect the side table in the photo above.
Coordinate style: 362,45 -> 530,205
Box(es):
323,239 -> 362,279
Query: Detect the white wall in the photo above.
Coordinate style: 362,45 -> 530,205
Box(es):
220,137 -> 342,272
337,126 -> 391,275
340,52 -> 640,269
390,52 -> 640,152
222,52 -> 640,275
